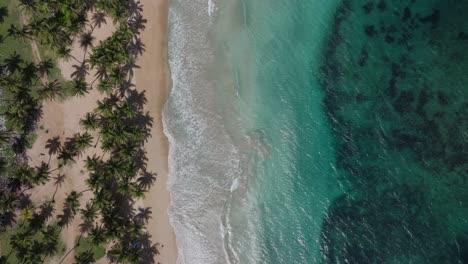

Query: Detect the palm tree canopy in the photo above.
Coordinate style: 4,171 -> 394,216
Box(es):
74,249 -> 95,264
69,79 -> 90,97
40,80 -> 64,101
0,6 -> 8,24
65,191 -> 82,214
33,162 -> 50,185
80,112 -> 100,131
37,59 -> 54,78
4,52 -> 24,73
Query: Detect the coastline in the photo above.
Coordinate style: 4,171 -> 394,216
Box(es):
136,0 -> 178,263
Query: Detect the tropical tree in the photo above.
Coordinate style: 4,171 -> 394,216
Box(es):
80,202 -> 98,224
74,249 -> 95,264
80,112 -> 100,131
64,191 -> 82,215
96,0 -> 129,22
40,224 -> 61,260
73,132 -> 93,154
0,6 -> 8,24
12,164 -> 35,186
39,80 -> 64,100
89,25 -> 133,72
69,79 -> 90,97
88,224 -> 107,245
56,45 -> 77,62
107,241 -> 136,263
36,59 -> 54,78
32,162 -> 51,185
84,155 -> 103,172
17,0 -> 38,14
3,52 -> 24,73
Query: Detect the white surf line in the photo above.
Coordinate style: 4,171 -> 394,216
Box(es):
208,0 -> 215,17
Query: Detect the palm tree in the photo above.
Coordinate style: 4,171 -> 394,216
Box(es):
19,205 -> 33,220
96,78 -> 112,94
84,155 -> 102,172
88,224 -> 107,245
80,202 -> 98,224
56,45 -> 79,63
18,0 -> 38,14
39,80 -> 64,101
32,162 -> 50,185
107,67 -> 127,90
91,66 -> 108,88
96,99 -> 115,117
107,242 -> 134,264
64,191 -> 82,215
13,164 -> 35,186
74,249 -> 95,264
3,52 -> 24,73
129,184 -> 145,199
96,0 -> 129,22
41,224 -> 60,260
20,62 -> 38,84
80,112 -> 100,131
36,59 -> 54,78
74,132 -> 94,154
0,6 -> 8,24
69,80 -> 90,97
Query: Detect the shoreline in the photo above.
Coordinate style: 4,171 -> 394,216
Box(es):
136,0 -> 178,263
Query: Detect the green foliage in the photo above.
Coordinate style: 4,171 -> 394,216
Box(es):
74,236 -> 106,262
19,0 -> 90,49
0,2 -> 32,62
89,25 -> 133,72
95,0 -> 128,22
0,222 -> 65,263
0,0 -> 159,262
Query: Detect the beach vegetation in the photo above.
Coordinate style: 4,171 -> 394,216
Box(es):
1,0 -> 159,263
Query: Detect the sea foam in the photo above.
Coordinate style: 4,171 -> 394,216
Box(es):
164,1 -> 244,263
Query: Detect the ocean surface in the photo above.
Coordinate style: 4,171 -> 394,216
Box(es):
165,0 -> 468,263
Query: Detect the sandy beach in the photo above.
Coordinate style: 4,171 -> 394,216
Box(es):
136,0 -> 178,263
26,0 -> 176,263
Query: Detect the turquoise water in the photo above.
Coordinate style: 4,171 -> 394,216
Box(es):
224,1 -> 342,263
167,0 -> 468,263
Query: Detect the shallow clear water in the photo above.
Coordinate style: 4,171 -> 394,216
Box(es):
165,0 -> 468,263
